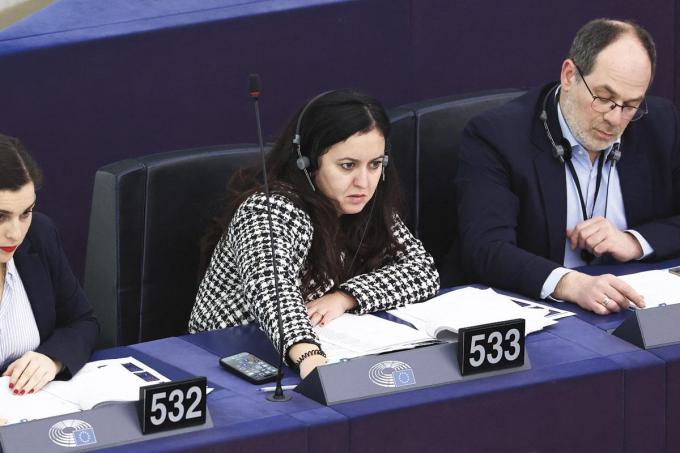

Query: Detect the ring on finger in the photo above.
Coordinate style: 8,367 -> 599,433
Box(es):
601,296 -> 611,308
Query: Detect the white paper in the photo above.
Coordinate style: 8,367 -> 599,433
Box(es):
0,377 -> 80,423
618,269 -> 680,308
0,357 -> 170,424
390,287 -> 558,337
315,313 -> 433,363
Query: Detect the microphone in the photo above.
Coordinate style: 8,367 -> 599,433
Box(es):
248,74 -> 291,402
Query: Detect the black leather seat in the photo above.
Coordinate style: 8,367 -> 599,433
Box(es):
83,92 -> 524,347
397,90 -> 526,285
387,107 -> 417,230
84,145 -> 261,347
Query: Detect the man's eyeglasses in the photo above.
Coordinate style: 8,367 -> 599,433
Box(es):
574,64 -> 648,122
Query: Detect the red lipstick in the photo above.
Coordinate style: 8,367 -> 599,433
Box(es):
0,246 -> 17,253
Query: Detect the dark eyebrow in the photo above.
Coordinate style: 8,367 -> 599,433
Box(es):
597,84 -> 645,104
0,202 -> 36,215
336,155 -> 385,162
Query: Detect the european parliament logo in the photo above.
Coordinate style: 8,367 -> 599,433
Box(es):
368,360 -> 416,388
48,419 -> 97,448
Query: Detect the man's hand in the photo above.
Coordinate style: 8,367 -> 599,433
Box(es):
567,216 -> 643,262
553,271 -> 645,315
2,352 -> 62,395
305,291 -> 358,327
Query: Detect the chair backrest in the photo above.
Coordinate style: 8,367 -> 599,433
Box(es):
83,91 -> 525,347
84,145 -> 260,347
397,89 -> 526,282
387,107 -> 417,231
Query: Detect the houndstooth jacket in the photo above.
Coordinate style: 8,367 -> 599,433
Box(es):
188,192 -> 439,359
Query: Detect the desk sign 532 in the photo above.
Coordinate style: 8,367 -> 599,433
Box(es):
457,319 -> 525,376
139,376 -> 207,434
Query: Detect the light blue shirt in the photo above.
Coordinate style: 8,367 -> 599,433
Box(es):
0,259 -> 40,370
540,96 -> 654,299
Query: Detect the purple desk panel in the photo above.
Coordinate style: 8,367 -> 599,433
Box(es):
87,309 -> 666,452
332,318 -> 649,453
542,257 -> 680,453
184,320 -> 635,453
87,337 -> 344,453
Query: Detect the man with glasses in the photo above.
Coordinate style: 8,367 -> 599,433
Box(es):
453,19 -> 679,314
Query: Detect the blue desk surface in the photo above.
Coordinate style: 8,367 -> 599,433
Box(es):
83,311 -> 666,453
0,0 -> 347,53
539,257 -> 680,453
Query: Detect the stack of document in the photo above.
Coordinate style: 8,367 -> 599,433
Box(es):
617,268 -> 680,308
0,357 -> 169,425
315,313 -> 435,363
389,287 -> 572,341
316,289 -> 572,363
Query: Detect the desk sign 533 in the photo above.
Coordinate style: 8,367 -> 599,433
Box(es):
139,376 -> 207,434
457,319 -> 525,376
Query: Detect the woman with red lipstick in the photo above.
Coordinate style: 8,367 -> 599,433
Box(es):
189,90 -> 439,378
0,135 -> 98,406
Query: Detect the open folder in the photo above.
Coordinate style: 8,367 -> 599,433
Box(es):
389,287 -> 567,339
315,313 -> 435,363
317,287 -> 571,363
0,357 -> 168,425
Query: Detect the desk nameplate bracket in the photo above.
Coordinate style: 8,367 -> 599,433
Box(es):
295,342 -> 531,405
612,304 -> 680,349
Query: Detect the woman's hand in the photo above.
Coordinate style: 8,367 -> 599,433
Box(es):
298,354 -> 326,379
289,342 -> 327,379
305,291 -> 358,327
2,351 -> 62,395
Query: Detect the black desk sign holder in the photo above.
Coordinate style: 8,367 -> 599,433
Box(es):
612,304 -> 680,349
295,342 -> 531,405
0,401 -> 213,453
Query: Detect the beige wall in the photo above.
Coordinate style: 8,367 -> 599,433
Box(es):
0,0 -> 52,30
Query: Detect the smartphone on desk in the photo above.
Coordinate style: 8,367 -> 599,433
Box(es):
219,352 -> 278,384
669,266 -> 680,277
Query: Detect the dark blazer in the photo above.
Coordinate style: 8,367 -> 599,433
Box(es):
455,83 -> 680,299
10,212 -> 99,378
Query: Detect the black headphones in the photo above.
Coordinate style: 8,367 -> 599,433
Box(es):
292,91 -> 390,191
540,84 -> 621,165
540,83 -> 621,263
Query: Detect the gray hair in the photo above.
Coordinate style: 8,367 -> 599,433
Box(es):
568,18 -> 656,81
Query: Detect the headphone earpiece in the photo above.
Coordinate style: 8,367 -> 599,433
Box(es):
291,91 -> 335,192
380,143 -> 391,182
296,154 -> 310,170
541,85 -> 573,164
607,143 -> 621,164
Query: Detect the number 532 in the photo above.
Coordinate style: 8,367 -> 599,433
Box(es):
139,376 -> 207,434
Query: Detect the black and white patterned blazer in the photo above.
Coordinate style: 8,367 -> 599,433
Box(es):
188,192 -> 439,359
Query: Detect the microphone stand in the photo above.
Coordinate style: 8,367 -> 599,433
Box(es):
248,74 -> 291,402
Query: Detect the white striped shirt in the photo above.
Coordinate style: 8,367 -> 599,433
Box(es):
0,259 -> 40,371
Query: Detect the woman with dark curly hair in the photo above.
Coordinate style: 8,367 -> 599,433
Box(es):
189,90 -> 438,378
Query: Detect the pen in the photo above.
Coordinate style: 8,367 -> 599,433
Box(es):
258,385 -> 296,392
